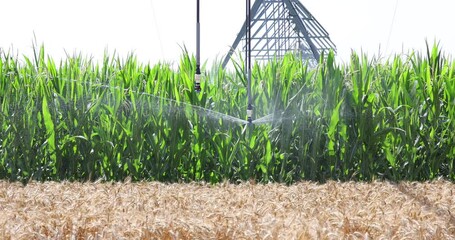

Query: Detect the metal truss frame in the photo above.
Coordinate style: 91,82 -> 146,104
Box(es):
222,0 -> 336,68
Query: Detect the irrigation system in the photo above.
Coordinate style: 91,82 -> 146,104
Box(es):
195,0 -> 336,124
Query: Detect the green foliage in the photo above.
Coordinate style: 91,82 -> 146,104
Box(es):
1,43 -> 455,183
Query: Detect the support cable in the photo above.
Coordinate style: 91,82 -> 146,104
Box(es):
386,0 -> 399,55
150,0 -> 165,59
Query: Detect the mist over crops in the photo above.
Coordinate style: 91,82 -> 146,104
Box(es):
1,43 -> 454,183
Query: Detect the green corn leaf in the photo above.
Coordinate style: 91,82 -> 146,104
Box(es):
328,99 -> 344,152
42,95 -> 56,162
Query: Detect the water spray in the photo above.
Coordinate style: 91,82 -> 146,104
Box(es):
246,0 -> 253,124
194,0 -> 201,93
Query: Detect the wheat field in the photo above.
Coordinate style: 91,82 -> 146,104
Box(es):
0,180 -> 454,239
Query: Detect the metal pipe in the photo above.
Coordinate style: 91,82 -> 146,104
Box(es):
195,0 -> 201,92
246,0 -> 253,124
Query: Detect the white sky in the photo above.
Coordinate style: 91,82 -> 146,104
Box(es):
1,0 -> 454,67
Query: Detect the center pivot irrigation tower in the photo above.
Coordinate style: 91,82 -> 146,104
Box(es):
221,0 -> 336,68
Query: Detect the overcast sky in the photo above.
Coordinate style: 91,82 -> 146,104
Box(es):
1,0 -> 454,67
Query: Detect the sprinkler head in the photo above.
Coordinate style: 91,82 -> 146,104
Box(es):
194,73 -> 201,93
247,104 -> 253,124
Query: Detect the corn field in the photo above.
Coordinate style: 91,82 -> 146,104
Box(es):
1,44 -> 454,183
